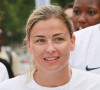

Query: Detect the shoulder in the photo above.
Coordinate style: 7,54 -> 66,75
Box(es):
0,71 -> 38,90
0,62 -> 9,82
70,68 -> 100,89
72,68 -> 100,83
70,24 -> 100,58
0,62 -> 6,68
0,62 -> 8,73
0,74 -> 27,89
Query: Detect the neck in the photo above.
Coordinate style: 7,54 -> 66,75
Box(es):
34,65 -> 72,87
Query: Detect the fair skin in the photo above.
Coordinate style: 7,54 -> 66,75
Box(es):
72,0 -> 100,31
65,8 -> 73,18
26,17 -> 75,87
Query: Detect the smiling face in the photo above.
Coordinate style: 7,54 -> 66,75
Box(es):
26,18 -> 75,72
72,0 -> 100,31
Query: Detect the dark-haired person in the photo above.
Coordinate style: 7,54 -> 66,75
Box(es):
72,0 -> 100,31
69,0 -> 100,75
70,23 -> 100,75
0,29 -> 20,76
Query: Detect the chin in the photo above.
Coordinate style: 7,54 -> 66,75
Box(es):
43,65 -> 68,72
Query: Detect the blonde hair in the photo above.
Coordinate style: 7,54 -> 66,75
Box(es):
26,5 -> 74,41
25,5 -> 74,74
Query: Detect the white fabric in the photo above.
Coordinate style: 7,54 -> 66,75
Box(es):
69,24 -> 100,75
0,62 -> 9,82
35,0 -> 51,8
0,68 -> 100,90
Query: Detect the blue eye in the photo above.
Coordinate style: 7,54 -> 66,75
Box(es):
88,11 -> 95,15
37,39 -> 44,43
56,38 -> 63,41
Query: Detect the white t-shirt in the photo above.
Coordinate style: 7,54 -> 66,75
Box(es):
0,62 -> 9,82
69,24 -> 100,75
0,68 -> 100,90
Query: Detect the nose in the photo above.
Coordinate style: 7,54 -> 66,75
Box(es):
45,42 -> 56,54
78,13 -> 86,24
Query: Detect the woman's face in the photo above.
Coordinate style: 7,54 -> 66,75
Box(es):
72,0 -> 100,31
27,18 -> 75,72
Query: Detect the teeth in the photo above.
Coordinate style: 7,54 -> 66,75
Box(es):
44,57 -> 58,61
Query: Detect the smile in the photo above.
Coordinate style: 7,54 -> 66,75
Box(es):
44,57 -> 59,61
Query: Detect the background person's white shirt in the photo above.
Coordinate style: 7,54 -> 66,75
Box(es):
69,24 -> 100,75
0,62 -> 9,82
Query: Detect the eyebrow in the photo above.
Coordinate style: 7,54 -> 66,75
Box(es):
88,7 -> 97,9
34,35 -> 45,38
53,33 -> 65,37
33,33 -> 65,38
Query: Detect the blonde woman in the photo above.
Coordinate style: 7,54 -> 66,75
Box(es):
0,5 -> 100,90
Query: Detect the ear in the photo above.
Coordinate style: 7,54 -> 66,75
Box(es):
70,35 -> 75,51
26,40 -> 32,54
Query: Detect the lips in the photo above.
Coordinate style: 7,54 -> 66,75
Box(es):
79,27 -> 83,30
44,57 -> 59,61
76,26 -> 83,31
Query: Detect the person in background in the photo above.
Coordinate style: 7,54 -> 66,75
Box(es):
64,2 -> 73,18
0,28 -> 20,76
0,58 -> 14,78
69,0 -> 100,75
70,23 -> 100,75
72,0 -> 100,31
0,5 -> 100,90
0,62 -> 9,82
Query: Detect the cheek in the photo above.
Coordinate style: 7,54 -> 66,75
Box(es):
30,46 -> 46,68
59,44 -> 70,66
59,43 -> 71,55
88,14 -> 100,20
63,47 -> 70,58
87,17 -> 100,26
72,17 -> 77,25
93,16 -> 100,23
30,45 -> 44,57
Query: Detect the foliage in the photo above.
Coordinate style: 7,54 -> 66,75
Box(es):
51,0 -> 74,8
0,0 -> 73,46
0,0 -> 35,45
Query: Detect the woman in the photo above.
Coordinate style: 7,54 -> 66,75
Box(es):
70,0 -> 100,75
72,0 -> 100,31
0,5 -> 100,90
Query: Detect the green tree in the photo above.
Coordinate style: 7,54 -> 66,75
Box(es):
51,0 -> 74,8
0,0 -> 35,45
0,0 -> 74,46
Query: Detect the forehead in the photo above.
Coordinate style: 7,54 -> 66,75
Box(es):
30,18 -> 69,37
74,0 -> 100,7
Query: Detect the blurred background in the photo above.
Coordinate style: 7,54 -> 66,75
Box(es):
0,0 -> 74,75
